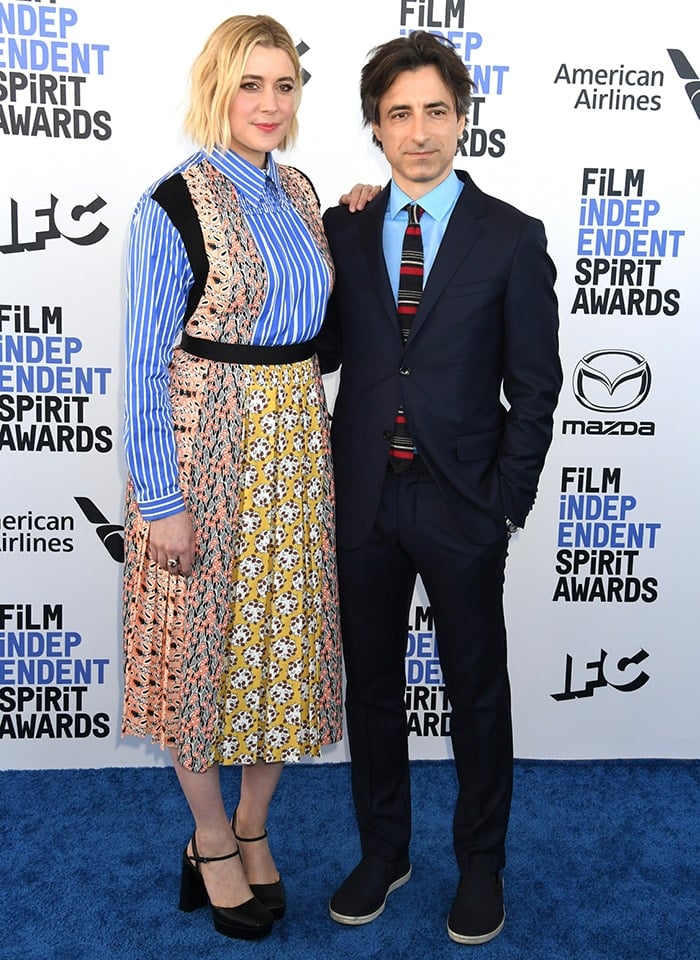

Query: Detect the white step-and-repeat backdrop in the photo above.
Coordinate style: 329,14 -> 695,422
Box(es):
1,0 -> 698,769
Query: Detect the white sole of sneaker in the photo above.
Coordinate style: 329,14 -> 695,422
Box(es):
329,867 -> 412,925
447,910 -> 505,945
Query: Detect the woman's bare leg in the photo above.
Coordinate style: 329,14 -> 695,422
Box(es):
171,749 -> 253,906
234,761 -> 284,884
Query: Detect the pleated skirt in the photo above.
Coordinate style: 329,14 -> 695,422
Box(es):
121,352 -> 343,772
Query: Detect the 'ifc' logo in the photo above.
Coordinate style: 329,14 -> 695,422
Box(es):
573,349 -> 651,413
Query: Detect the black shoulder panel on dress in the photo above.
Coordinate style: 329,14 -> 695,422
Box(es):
152,173 -> 209,325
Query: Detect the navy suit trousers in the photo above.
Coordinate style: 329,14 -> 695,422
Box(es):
337,457 -> 513,874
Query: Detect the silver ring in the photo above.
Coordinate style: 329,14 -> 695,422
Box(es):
167,557 -> 179,569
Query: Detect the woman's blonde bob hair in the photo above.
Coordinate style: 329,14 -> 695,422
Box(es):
184,15 -> 302,153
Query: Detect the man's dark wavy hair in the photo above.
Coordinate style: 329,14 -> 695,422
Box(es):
360,31 -> 474,147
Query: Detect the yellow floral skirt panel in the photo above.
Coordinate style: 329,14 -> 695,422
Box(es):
213,361 -> 341,764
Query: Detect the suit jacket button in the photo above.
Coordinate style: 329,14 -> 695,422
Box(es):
383,430 -> 392,441
399,365 -> 411,375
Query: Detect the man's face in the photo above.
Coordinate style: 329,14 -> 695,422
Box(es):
371,65 -> 465,198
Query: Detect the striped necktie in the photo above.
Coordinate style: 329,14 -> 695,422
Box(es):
389,203 -> 424,473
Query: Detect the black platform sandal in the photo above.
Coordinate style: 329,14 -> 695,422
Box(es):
179,832 -> 273,939
232,812 -> 286,920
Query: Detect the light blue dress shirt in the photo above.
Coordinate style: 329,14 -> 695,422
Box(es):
382,170 -> 464,303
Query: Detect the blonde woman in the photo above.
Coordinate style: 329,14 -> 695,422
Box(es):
121,15 -> 360,940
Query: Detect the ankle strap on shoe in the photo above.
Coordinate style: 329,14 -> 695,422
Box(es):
189,832 -> 240,865
189,848 -> 241,864
234,828 -> 268,843
231,809 -> 268,843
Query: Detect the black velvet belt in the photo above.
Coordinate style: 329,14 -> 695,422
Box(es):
180,331 -> 316,365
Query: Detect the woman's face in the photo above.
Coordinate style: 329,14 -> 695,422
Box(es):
227,44 -> 297,167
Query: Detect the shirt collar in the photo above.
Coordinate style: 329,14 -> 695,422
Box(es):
207,147 -> 281,204
388,170 -> 461,222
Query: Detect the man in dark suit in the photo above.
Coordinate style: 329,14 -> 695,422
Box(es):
316,32 -> 562,945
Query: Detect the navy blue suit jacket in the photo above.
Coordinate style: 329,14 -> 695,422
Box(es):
317,170 -> 562,550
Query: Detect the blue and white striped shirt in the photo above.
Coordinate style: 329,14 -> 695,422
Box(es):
124,149 -> 331,521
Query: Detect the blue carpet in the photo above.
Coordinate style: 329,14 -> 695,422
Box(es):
1,760 -> 697,960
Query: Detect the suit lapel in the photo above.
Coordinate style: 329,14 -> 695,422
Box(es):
408,172 -> 485,342
359,187 -> 402,334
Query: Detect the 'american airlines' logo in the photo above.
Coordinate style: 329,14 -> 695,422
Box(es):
667,49 -> 700,118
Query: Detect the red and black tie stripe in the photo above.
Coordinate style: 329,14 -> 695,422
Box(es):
389,204 -> 424,472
